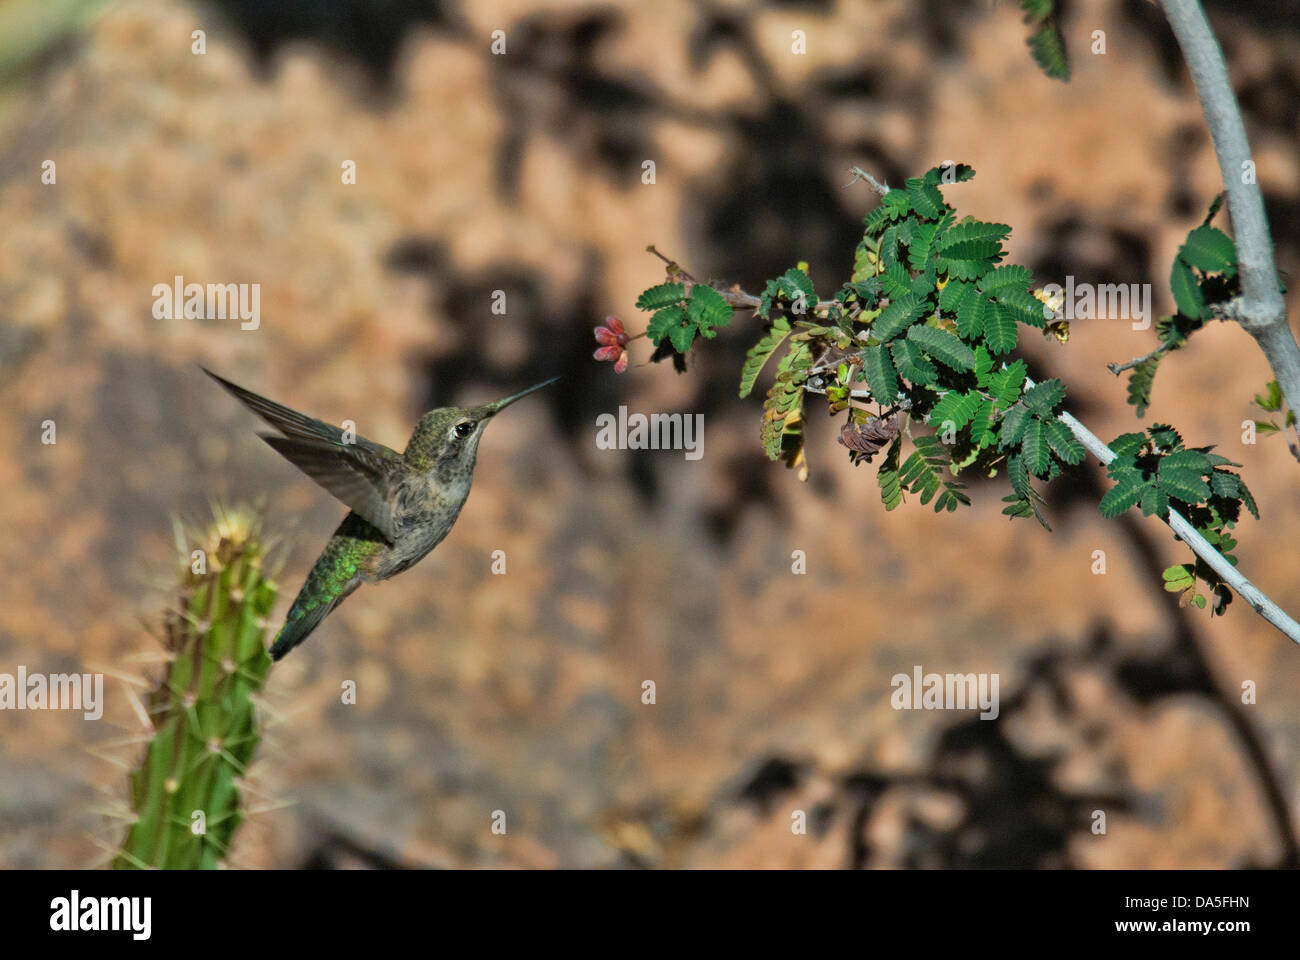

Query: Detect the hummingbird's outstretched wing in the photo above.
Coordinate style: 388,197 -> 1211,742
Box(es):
204,367 -> 376,447
260,435 -> 402,542
203,368 -> 405,542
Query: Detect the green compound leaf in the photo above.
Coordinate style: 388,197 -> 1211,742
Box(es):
668,317 -> 696,353
1253,380 -> 1283,412
1209,468 -> 1242,499
636,282 -> 686,311
1026,21 -> 1069,81
852,234 -> 883,281
1021,378 -> 1066,418
952,287 -> 988,340
1109,432 -> 1147,458
739,315 -> 792,399
935,482 -> 971,513
937,219 -> 1010,252
900,434 -> 956,509
1021,1 -> 1069,81
776,267 -> 817,304
862,344 -> 899,404
905,178 -> 945,219
910,260 -> 938,298
1157,468 -> 1212,504
891,338 -> 938,386
872,293 -> 927,341
845,276 -> 882,305
1021,418 -> 1051,476
967,396 -> 996,445
651,284 -> 734,354
929,389 -> 983,432
1002,493 -> 1035,523
908,219 -> 943,271
1203,451 -> 1240,468
1179,224 -> 1237,277
999,402 -> 1032,448
863,205 -> 893,237
1216,470 -> 1259,519
1140,484 -> 1170,518
923,163 -> 976,185
991,286 -> 1047,328
1202,193 -> 1226,226
1100,479 -> 1144,518
879,224 -> 903,269
879,190 -> 912,221
1170,258 -> 1206,319
1125,355 -> 1160,418
1158,448 -> 1212,475
881,261 -> 913,300
1001,451 -> 1051,529
1007,450 -> 1031,498
1147,423 -> 1183,451
1106,457 -> 1143,487
982,303 -> 1019,354
899,450 -> 938,505
647,305 -> 687,347
987,360 -> 1027,408
939,278 -> 973,313
687,284 -> 734,338
878,435 -> 904,511
1043,418 -> 1086,465
906,323 -> 976,371
761,342 -> 811,460
1162,563 -> 1196,592
937,238 -> 1004,281
978,264 -> 1033,294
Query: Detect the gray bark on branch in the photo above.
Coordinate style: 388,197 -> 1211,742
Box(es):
1160,0 -> 1300,460
1045,381 -> 1300,645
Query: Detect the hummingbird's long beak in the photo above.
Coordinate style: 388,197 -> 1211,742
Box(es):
484,377 -> 559,416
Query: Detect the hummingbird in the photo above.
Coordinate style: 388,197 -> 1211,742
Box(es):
203,368 -> 557,660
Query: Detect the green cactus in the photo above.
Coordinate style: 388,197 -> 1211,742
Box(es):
113,506 -> 277,869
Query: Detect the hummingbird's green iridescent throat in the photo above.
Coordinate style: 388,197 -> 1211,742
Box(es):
203,367 -> 558,660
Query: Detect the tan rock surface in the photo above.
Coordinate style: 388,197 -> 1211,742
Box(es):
0,0 -> 1296,868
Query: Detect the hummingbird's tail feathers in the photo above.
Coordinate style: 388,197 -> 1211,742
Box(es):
270,579 -> 359,661
270,519 -> 379,660
261,435 -> 400,542
268,605 -> 326,660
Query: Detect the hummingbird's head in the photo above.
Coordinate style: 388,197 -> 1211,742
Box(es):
412,378 -> 558,478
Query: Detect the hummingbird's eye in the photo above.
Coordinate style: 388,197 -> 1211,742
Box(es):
453,420 -> 475,439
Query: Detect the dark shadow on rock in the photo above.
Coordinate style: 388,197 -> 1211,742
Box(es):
738,756 -> 803,815
489,9 -> 660,197
209,0 -> 466,90
718,612 -> 1294,868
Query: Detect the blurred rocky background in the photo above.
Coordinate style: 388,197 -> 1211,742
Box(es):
1,0 -> 1298,868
